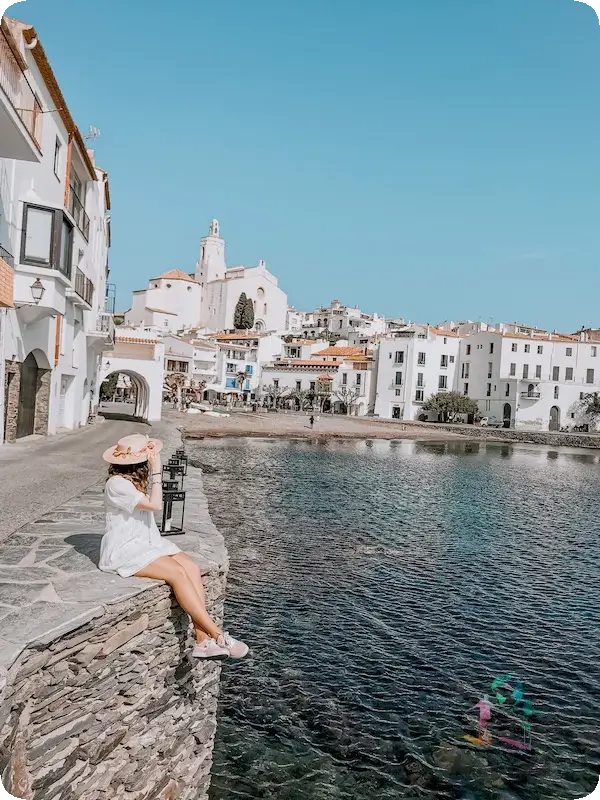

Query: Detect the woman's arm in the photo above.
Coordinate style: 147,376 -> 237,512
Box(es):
136,448 -> 162,512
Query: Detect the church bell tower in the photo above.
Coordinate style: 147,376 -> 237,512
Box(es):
195,219 -> 226,286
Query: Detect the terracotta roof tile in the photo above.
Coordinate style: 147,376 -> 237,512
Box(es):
314,347 -> 371,357
150,269 -> 198,284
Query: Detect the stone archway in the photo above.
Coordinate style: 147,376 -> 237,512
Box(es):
99,370 -> 151,421
4,350 -> 51,442
549,405 -> 561,432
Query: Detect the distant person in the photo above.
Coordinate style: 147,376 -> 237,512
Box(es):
100,434 -> 248,661
309,415 -> 315,429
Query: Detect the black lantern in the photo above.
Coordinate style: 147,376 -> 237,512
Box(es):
169,455 -> 188,477
162,462 -> 185,490
160,488 -> 186,536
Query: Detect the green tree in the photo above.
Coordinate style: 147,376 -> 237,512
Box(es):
234,293 -> 248,329
100,373 -> 119,401
576,392 -> 600,426
422,391 -> 480,423
242,297 -> 255,329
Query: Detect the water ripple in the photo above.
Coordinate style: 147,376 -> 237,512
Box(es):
197,439 -> 600,800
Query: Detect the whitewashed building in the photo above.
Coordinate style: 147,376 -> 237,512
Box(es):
196,219 -> 287,333
374,326 -> 461,420
292,300 -> 386,340
125,270 -> 201,334
457,330 -> 600,431
0,17 -> 113,442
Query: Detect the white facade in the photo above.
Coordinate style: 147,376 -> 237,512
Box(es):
298,300 -> 386,339
196,220 -> 287,334
374,326 -> 461,421
0,17 -> 113,442
458,331 -> 600,431
125,270 -> 201,334
208,332 -> 284,396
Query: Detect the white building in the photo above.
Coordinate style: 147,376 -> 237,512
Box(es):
125,270 -> 201,334
261,343 -> 376,415
196,219 -> 287,333
203,331 -> 284,398
374,326 -> 461,421
457,330 -> 600,431
0,17 -> 113,442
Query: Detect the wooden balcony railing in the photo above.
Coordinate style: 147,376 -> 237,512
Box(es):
0,26 -> 42,148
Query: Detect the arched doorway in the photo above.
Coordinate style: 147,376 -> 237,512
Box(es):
16,353 -> 39,439
549,406 -> 561,432
503,403 -> 512,428
99,371 -> 150,421
527,384 -> 535,398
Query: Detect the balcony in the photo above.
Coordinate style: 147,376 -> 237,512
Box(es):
0,24 -> 42,161
87,312 -> 115,349
520,391 -> 541,400
67,268 -> 94,308
68,188 -> 90,241
390,383 -> 404,390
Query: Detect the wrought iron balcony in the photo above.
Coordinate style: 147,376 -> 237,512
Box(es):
68,186 -> 90,241
520,391 -> 541,399
68,267 -> 94,307
0,244 -> 14,268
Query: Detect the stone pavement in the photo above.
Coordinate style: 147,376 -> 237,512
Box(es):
0,418 -> 149,542
0,422 -> 228,675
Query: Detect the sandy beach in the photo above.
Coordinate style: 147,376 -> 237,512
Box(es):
177,407 -> 465,441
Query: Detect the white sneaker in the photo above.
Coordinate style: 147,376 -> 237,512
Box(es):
218,632 -> 249,659
192,639 -> 229,659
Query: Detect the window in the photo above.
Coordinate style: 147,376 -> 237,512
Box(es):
488,362 -> 493,379
591,346 -> 598,357
416,372 -> 424,388
510,363 -> 516,376
394,351 -> 404,364
438,375 -> 448,390
554,386 -> 559,399
309,381 -> 316,392
273,379 -> 279,388
415,389 -> 424,402
461,363 -> 470,379
395,372 -> 403,386
538,345 -> 544,355
565,367 -> 574,381
356,374 -> 362,386
505,383 -> 510,397
443,337 -> 448,344
396,389 -> 402,396
587,369 -> 594,384
580,392 -> 585,400
566,347 -> 573,357
246,365 -> 253,375
226,362 -> 235,373
535,365 -> 542,379
489,343 -> 494,354
342,373 -> 348,385
388,353 -> 392,359
486,383 -> 491,397
463,383 -> 469,396
296,381 -> 302,391
466,345 -> 471,355
339,320 -> 343,329
523,364 -> 529,379
450,355 -> 455,363
21,204 -> 73,278
511,343 -> 518,352
418,352 -> 426,366
553,366 -> 560,381
441,354 -> 448,368
524,344 -> 531,354
53,138 -> 62,178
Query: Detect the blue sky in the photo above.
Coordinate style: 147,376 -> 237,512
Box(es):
7,0 -> 600,330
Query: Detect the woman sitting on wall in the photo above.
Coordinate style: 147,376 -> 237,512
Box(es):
100,434 -> 248,660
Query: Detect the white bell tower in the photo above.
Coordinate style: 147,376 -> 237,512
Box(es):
195,219 -> 226,286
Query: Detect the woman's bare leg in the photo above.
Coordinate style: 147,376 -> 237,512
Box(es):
135,557 -> 222,642
171,553 -> 213,643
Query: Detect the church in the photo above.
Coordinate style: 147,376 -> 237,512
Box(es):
195,220 -> 288,334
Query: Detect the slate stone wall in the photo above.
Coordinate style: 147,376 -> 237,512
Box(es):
0,570 -> 226,800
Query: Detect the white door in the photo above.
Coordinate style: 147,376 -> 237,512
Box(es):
58,376 -> 69,428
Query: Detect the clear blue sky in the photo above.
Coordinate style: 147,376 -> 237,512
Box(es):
7,0 -> 600,330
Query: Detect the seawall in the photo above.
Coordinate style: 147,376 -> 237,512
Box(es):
0,423 -> 228,800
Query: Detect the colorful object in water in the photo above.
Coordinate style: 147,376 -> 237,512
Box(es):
463,675 -> 534,752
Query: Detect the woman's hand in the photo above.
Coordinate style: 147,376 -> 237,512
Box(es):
147,443 -> 160,473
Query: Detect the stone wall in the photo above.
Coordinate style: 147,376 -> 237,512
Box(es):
4,360 -> 20,442
0,421 -> 229,799
397,420 -> 600,449
0,574 -> 225,800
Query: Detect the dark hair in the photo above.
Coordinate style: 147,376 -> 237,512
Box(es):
107,461 -> 150,494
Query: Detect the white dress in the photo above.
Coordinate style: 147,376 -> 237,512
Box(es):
100,476 -> 181,577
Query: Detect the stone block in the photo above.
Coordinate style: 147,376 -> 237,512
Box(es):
29,712 -> 95,752
100,615 -> 149,657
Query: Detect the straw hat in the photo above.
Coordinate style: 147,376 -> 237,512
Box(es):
102,434 -> 163,465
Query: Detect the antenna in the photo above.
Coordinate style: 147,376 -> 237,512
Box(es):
82,126 -> 101,141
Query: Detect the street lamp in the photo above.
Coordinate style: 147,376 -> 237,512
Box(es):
30,279 -> 45,304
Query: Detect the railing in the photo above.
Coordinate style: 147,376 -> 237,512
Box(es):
390,383 -> 403,389
521,391 -> 541,399
96,312 -> 114,339
104,283 -> 116,314
74,268 -> 94,306
0,244 -> 14,268
69,187 -> 90,240
0,27 -> 42,148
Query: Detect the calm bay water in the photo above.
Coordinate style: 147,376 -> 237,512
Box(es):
194,438 -> 600,800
